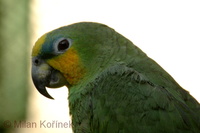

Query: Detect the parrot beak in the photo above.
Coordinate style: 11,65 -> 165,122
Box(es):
31,57 -> 67,99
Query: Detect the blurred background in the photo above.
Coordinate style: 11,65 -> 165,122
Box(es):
0,0 -> 200,133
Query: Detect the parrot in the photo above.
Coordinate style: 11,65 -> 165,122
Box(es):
31,22 -> 200,133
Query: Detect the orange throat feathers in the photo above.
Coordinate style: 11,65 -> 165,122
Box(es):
47,48 -> 85,85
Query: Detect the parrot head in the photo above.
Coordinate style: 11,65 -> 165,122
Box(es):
31,22 -> 121,99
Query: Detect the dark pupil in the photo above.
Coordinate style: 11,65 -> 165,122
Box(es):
58,39 -> 69,51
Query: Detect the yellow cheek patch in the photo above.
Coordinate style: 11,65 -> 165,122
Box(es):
32,33 -> 47,57
47,48 -> 86,85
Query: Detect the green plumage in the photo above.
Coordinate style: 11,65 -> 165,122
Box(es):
66,23 -> 200,133
32,22 -> 200,133
70,64 -> 200,133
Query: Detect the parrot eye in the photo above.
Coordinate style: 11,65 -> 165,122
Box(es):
57,39 -> 70,51
54,38 -> 72,54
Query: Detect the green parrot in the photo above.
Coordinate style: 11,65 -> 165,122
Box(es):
31,22 -> 200,133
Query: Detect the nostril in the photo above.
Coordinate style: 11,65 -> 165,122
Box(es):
33,58 -> 40,66
35,59 -> 39,64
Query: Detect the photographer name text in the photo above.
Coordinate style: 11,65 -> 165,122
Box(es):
3,120 -> 72,129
